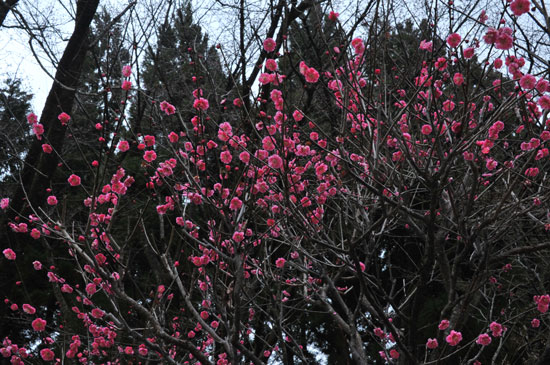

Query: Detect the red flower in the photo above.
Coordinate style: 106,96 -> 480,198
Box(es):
68,174 -> 81,186
446,33 -> 461,48
263,38 -> 276,52
32,317 -> 47,331
510,0 -> 530,16
58,112 -> 71,126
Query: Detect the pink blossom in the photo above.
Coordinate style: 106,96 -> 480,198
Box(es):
91,308 -> 104,319
275,257 -> 286,268
494,58 -> 503,69
426,338 -> 438,349
229,197 -> 243,210
32,318 -> 47,331
263,38 -> 276,52
33,123 -> 44,139
218,122 -> 233,142
121,80 -> 132,91
193,97 -> 209,111
40,348 -> 55,361
68,174 -> 81,187
351,38 -> 365,54
143,150 -> 157,162
447,33 -> 461,48
446,330 -> 462,346
22,304 -> 36,314
328,11 -> 339,21
476,333 -> 492,346
220,150 -> 232,164
42,144 -> 53,154
33,261 -> 42,270
419,40 -> 433,52
117,140 -> 130,152
232,231 -> 245,243
86,283 -> 97,297
160,100 -> 176,115
525,167 -> 539,177
463,47 -> 474,59
122,65 -> 132,77
27,112 -> 38,124
0,198 -> 9,210
58,112 -> 71,126
421,124 -> 432,135
293,110 -> 304,121
531,318 -> 540,328
30,228 -> 41,239
304,67 -> 320,83
168,132 -> 179,143
536,79 -> 549,93
47,195 -> 58,205
3,248 -> 16,260
239,151 -> 250,164
438,319 -> 450,330
268,154 -> 283,169
510,0 -> 531,16
538,95 -> 550,110
490,321 -> 504,337
453,73 -> 464,86
520,74 -> 536,89
265,59 -> 278,71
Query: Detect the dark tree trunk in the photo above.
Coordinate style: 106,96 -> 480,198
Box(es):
0,0 -> 99,344
0,0 -> 18,27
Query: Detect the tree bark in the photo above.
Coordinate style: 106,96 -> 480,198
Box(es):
10,0 -> 100,215
0,0 -> 18,27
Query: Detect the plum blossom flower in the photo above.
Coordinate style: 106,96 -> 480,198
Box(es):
419,40 -> 433,52
446,330 -> 462,346
143,150 -> 157,162
68,174 -> 81,187
32,318 -> 47,331
510,0 -> 531,16
268,154 -> 283,169
263,38 -> 276,52
328,11 -> 339,21
490,321 -> 504,337
438,319 -> 450,330
47,195 -> 58,205
193,97 -> 209,111
446,33 -> 461,48
229,197 -> 242,210
40,348 -> 55,361
122,65 -> 132,77
275,257 -> 286,268
538,95 -> 550,110
58,112 -> 71,126
520,74 -> 536,90
42,144 -> 53,154
476,333 -> 492,346
421,124 -> 432,135
463,47 -> 474,59
160,100 -> 176,115
121,80 -> 132,91
3,248 -> 16,260
0,198 -> 9,210
426,338 -> 438,349
117,140 -> 130,152
22,304 -> 36,315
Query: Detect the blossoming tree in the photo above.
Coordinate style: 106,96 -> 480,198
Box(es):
1,0 -> 550,363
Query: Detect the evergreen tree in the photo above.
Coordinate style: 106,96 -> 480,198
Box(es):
0,78 -> 33,196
